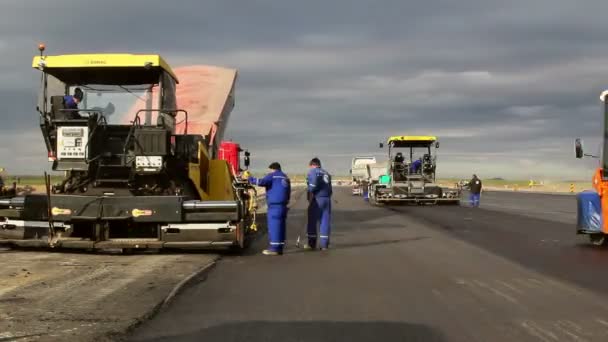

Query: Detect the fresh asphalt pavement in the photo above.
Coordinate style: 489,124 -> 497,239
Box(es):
478,190 -> 577,224
129,188 -> 608,342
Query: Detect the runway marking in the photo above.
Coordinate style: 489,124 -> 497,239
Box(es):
594,318 -> 608,328
520,321 -> 559,342
527,278 -> 544,286
431,289 -> 443,298
473,279 -> 519,305
496,280 -> 524,294
557,320 -> 583,333
513,278 -> 539,289
553,321 -> 588,342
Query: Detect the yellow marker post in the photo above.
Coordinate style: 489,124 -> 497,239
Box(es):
570,183 -> 575,193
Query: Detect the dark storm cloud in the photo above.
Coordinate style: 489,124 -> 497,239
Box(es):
1,0 -> 607,178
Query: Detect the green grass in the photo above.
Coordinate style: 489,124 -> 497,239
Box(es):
2,175 -> 63,186
438,178 -> 592,191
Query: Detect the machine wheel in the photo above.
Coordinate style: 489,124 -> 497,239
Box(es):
589,234 -> 607,246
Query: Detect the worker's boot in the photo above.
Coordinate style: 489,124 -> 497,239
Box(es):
302,244 -> 315,251
262,249 -> 282,256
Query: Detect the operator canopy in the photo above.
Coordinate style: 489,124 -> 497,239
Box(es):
34,53 -> 180,124
32,54 -> 179,85
387,135 -> 437,148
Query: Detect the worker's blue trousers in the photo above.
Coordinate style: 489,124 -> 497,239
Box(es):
307,196 -> 332,248
469,193 -> 481,207
267,204 -> 287,252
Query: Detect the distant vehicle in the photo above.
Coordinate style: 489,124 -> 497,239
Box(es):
350,156 -> 376,195
363,162 -> 388,201
458,180 -> 470,189
369,135 -> 460,205
574,91 -> 608,246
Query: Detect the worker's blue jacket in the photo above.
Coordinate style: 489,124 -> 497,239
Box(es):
410,159 -> 422,173
249,170 -> 291,205
64,95 -> 78,109
307,167 -> 332,198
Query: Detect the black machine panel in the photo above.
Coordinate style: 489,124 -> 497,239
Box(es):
134,128 -> 168,156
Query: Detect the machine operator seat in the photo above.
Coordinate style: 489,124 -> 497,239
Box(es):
50,95 -> 84,121
393,152 -> 407,181
394,152 -> 405,164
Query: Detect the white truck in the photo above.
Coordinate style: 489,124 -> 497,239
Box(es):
350,156 -> 377,195
365,162 -> 388,201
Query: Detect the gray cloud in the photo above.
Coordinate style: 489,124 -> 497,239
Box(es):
1,0 -> 607,179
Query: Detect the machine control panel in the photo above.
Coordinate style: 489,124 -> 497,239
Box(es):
135,156 -> 163,172
57,126 -> 89,160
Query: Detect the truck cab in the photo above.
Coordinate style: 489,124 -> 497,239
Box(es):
350,156 -> 377,196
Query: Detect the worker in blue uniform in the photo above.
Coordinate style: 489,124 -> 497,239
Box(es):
64,88 -> 83,109
247,162 -> 291,256
63,88 -> 84,120
305,157 -> 333,250
410,158 -> 422,174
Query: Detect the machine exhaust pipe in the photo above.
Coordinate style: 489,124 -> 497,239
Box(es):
182,200 -> 238,211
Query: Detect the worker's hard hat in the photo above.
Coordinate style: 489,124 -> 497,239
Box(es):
600,90 -> 608,102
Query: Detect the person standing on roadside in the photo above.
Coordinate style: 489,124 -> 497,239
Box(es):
305,157 -> 333,250
468,174 -> 482,207
245,162 -> 291,256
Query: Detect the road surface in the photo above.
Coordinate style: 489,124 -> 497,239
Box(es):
0,251 -> 217,341
479,190 -> 576,224
130,188 -> 608,342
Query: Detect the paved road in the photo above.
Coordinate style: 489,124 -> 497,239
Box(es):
478,190 -> 576,224
0,251 -> 217,342
130,188 -> 608,342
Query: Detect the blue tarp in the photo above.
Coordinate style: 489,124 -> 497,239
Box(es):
577,190 -> 602,232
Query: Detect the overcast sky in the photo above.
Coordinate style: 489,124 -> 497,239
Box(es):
0,0 -> 607,179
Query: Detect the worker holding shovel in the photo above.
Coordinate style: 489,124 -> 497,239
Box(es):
244,162 -> 291,256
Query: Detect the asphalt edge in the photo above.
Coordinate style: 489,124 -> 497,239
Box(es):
482,189 -> 579,196
111,256 -> 219,342
160,258 -> 218,310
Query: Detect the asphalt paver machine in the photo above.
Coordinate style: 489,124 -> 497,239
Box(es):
0,46 -> 257,250
370,135 -> 460,205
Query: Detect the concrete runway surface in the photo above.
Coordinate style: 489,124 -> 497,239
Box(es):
129,187 -> 608,342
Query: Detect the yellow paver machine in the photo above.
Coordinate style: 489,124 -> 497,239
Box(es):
369,135 -> 461,205
0,46 -> 257,250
